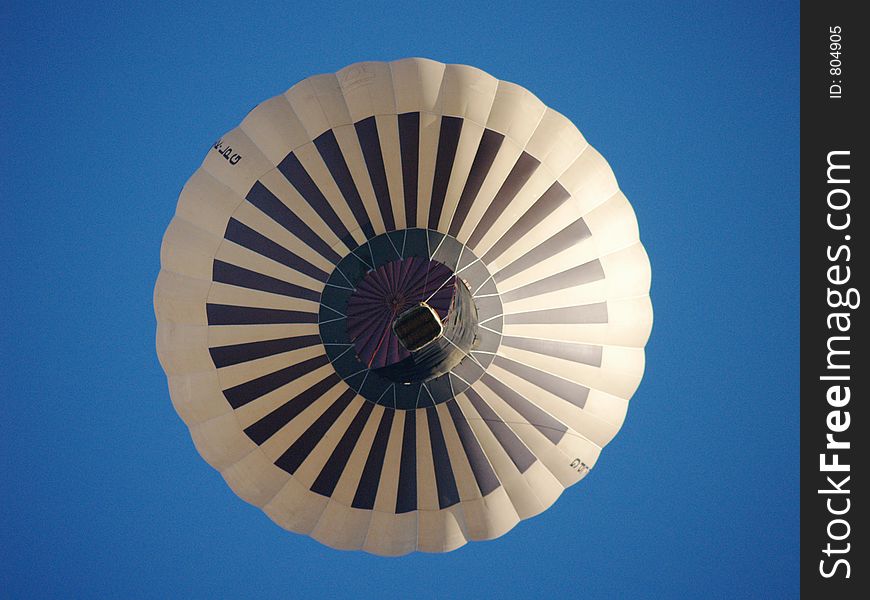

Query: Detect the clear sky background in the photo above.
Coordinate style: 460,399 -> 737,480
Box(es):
2,2 -> 799,598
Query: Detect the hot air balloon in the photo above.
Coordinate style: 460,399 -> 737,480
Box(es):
155,58 -> 652,555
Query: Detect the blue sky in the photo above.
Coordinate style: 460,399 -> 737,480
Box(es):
2,2 -> 799,598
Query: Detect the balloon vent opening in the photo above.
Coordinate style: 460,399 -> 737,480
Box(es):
393,303 -> 444,351
321,230 -> 499,402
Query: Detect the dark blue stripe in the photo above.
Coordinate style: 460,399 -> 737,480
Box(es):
463,386 -> 536,473
445,399 -> 500,496
499,261 -> 605,303
481,182 -> 571,265
274,387 -> 357,474
209,334 -> 323,368
500,336 -> 603,368
426,406 -> 461,509
277,152 -> 355,249
354,116 -> 396,231
481,371 -> 567,444
493,219 -> 592,283
212,260 -> 321,302
397,112 -> 419,228
448,128 -> 504,237
243,372 -> 341,443
206,303 -> 318,326
395,411 -> 417,513
428,116 -> 463,230
310,400 -> 375,497
245,181 -> 342,264
224,218 -> 329,282
466,151 -> 540,249
491,356 -> 591,410
502,302 -> 608,325
223,354 -> 331,410
314,129 -> 376,239
351,409 -> 395,509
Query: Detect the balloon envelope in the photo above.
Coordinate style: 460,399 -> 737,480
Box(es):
155,58 -> 652,555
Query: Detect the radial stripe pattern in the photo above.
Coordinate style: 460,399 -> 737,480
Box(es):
156,58 -> 652,556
